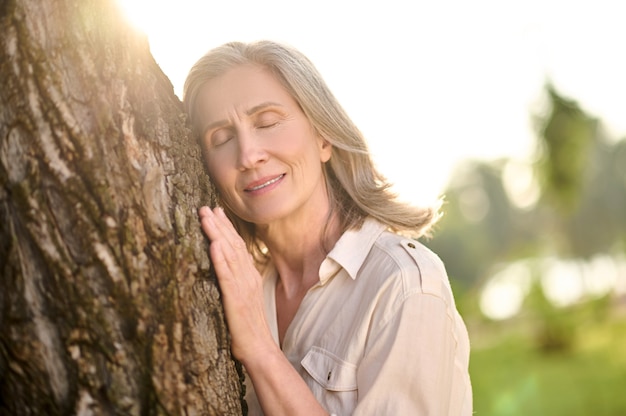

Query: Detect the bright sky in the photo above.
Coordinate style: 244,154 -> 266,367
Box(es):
118,0 -> 626,205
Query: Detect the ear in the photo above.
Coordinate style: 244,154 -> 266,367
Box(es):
317,137 -> 332,163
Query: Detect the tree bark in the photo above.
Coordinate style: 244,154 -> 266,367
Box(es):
0,0 -> 243,414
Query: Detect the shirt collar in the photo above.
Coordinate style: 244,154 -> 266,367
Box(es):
318,217 -> 387,284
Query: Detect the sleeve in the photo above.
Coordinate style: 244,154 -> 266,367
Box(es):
353,287 -> 472,415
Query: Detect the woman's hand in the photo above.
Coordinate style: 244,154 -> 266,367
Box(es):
199,206 -> 329,416
198,206 -> 276,363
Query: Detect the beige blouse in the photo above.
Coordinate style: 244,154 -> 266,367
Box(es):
245,217 -> 472,415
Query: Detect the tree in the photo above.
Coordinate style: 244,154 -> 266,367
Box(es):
0,0 -> 243,414
533,85 -> 626,257
427,84 -> 626,290
426,157 -> 541,282
534,83 -> 596,213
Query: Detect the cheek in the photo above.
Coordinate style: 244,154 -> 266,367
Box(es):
275,130 -> 316,160
208,171 -> 237,209
205,154 -> 233,191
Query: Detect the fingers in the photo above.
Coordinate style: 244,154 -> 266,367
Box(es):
199,206 -> 252,279
213,207 -> 244,245
199,206 -> 236,241
198,207 -> 271,361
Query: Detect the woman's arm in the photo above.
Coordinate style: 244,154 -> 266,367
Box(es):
199,206 -> 328,416
354,291 -> 472,415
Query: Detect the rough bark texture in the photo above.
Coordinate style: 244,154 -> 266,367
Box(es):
0,0 -> 244,414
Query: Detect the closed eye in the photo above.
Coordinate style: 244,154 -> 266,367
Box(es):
207,128 -> 235,147
254,110 -> 283,130
256,121 -> 279,129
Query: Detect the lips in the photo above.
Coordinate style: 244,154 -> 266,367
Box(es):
244,174 -> 285,192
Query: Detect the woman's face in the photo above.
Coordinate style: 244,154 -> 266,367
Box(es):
197,64 -> 332,226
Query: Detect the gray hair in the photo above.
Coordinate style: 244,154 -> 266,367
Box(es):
184,40 -> 439,258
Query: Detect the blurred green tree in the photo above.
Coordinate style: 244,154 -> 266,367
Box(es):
426,84 -> 626,288
426,159 -> 539,289
533,85 -> 626,257
534,84 -> 596,212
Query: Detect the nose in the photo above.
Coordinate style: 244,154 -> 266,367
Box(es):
236,130 -> 268,171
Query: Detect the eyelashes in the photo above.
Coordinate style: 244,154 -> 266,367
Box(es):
256,121 -> 280,130
205,110 -> 286,149
208,129 -> 234,147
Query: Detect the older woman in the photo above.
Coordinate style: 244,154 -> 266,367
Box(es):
184,40 -> 472,415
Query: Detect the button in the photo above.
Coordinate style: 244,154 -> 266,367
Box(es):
407,242 -> 416,249
327,371 -> 332,381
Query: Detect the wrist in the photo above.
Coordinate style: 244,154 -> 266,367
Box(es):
237,339 -> 282,370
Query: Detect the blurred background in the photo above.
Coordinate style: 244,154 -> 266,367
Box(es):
117,0 -> 626,414
425,88 -> 626,415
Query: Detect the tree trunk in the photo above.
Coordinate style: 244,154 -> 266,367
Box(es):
0,0 -> 244,414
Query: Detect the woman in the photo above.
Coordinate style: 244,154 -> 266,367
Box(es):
184,40 -> 472,415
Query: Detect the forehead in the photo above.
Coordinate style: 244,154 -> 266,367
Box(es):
197,64 -> 297,120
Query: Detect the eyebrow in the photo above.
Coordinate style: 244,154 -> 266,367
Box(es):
201,101 -> 284,136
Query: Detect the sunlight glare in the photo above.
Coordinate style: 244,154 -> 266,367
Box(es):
502,159 -> 540,210
116,0 -> 154,34
480,262 -> 532,320
113,0 -> 626,208
540,258 -> 585,308
582,255 -> 619,298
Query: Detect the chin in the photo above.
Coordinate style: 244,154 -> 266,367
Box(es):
242,207 -> 290,226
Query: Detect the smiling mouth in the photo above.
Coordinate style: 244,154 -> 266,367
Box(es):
245,174 -> 285,192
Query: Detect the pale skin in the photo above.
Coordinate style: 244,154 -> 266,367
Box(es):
197,64 -> 339,415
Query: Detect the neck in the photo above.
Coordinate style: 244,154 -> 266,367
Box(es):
258,209 -> 341,298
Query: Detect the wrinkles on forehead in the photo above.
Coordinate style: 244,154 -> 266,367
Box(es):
200,101 -> 285,138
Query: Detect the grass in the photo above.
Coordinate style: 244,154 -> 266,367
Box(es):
468,309 -> 626,416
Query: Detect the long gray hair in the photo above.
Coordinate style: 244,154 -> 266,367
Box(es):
184,40 -> 439,259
